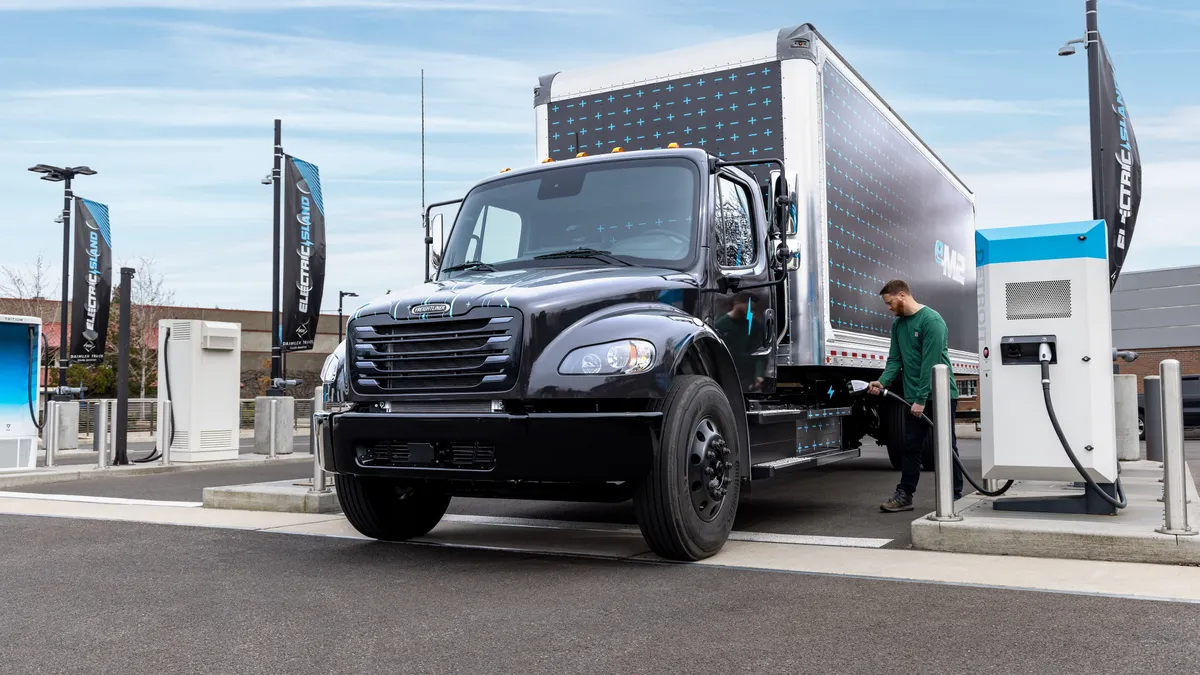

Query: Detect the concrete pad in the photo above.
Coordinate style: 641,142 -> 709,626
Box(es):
0,453 -> 314,490
203,479 -> 340,514
912,460 -> 1200,565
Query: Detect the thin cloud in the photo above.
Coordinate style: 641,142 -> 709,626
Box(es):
891,97 -> 1084,116
0,0 -> 612,14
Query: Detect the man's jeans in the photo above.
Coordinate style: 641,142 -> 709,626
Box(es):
898,398 -> 963,498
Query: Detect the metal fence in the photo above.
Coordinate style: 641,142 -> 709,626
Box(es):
76,398 -> 315,435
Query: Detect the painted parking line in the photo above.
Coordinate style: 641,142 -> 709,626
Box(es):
3,494 -> 1200,604
440,514 -> 893,548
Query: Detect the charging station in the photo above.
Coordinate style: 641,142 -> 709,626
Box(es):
157,319 -> 242,462
0,315 -> 42,471
977,220 -> 1122,514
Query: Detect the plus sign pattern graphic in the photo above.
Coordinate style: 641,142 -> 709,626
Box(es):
546,64 -> 785,190
822,60 -> 976,350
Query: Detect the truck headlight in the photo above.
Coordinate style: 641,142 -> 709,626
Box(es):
559,339 -> 656,376
320,341 -> 352,412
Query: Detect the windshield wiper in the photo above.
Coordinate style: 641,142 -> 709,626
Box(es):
441,261 -> 498,273
532,248 -> 631,266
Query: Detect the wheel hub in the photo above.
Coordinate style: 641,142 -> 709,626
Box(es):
688,416 -> 732,522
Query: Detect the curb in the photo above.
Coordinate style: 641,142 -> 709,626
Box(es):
0,454 -> 315,490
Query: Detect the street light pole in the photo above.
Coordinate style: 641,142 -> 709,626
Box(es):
28,163 -> 97,397
338,291 -> 358,344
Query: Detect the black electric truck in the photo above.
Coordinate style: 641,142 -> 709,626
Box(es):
314,23 -> 980,561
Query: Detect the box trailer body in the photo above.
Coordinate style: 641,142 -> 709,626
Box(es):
533,24 -> 980,377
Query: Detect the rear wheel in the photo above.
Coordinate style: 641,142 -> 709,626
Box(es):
336,474 -> 451,541
633,374 -> 741,562
882,402 -> 934,471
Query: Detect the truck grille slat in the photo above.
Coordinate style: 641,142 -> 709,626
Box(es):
350,308 -> 520,396
359,441 -> 496,470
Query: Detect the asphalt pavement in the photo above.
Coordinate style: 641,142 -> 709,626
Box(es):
1,514 -> 1196,675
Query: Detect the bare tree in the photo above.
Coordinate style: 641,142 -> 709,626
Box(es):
0,254 -> 59,323
128,256 -> 176,399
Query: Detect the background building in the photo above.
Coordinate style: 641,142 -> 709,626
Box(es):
1111,265 -> 1200,390
0,297 -> 341,397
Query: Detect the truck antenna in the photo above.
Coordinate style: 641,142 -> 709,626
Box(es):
421,68 -> 425,229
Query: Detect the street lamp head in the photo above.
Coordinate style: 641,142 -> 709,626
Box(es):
1058,36 -> 1085,57
70,166 -> 97,176
28,164 -> 58,175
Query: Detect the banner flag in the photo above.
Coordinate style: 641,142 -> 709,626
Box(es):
281,155 -> 326,352
69,197 -> 113,364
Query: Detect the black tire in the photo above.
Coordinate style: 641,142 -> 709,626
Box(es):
883,403 -> 905,471
633,374 -> 741,562
883,402 -> 934,471
336,474 -> 451,541
1138,410 -> 1145,441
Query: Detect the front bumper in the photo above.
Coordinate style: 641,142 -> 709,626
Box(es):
314,410 -> 662,483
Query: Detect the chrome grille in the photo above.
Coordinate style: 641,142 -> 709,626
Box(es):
350,308 -> 520,396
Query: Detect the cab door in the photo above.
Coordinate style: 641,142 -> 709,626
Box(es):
705,170 -> 776,394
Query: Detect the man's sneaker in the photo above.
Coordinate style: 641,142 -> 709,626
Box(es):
880,489 -> 913,513
954,491 -> 963,501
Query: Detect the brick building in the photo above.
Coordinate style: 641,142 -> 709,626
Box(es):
0,297 -> 342,396
1110,265 -> 1200,390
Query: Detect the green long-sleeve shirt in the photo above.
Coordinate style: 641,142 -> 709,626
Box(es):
878,306 -> 959,403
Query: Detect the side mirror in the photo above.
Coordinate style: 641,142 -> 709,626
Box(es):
428,213 -> 445,273
773,172 -> 795,236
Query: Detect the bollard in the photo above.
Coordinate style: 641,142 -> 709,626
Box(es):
268,398 -> 278,459
308,386 -> 330,494
44,402 -> 59,469
1156,360 -> 1196,536
96,400 -> 110,469
928,364 -> 962,522
1144,376 -> 1164,463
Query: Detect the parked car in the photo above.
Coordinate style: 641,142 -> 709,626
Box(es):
1137,374 -> 1200,440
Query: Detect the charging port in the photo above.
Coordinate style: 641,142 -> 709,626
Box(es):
999,335 -> 1057,365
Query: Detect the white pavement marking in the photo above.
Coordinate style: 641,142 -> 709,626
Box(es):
3,495 -> 1200,603
0,491 -> 203,508
440,514 -> 893,548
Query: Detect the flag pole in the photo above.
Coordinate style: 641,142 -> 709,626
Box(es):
1085,0 -> 1103,224
269,119 -> 284,396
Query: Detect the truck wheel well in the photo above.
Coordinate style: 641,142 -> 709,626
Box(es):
677,337 -> 750,466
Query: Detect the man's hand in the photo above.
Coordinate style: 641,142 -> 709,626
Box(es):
867,381 -> 883,395
910,402 -> 925,417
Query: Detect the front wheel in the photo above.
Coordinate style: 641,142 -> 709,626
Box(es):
633,375 -> 741,562
336,474 -> 451,541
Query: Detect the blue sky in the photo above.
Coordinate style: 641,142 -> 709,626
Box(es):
1,0 -> 1196,312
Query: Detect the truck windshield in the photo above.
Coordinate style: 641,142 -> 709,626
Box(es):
438,157 -> 700,276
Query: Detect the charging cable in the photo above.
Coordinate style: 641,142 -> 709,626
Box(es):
1038,342 -> 1127,509
26,326 -> 44,431
130,326 -> 173,464
868,384 -> 1015,498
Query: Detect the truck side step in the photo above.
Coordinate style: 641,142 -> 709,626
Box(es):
747,406 -> 852,425
750,447 -> 862,480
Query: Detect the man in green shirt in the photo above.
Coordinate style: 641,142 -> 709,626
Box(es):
868,279 -> 963,512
